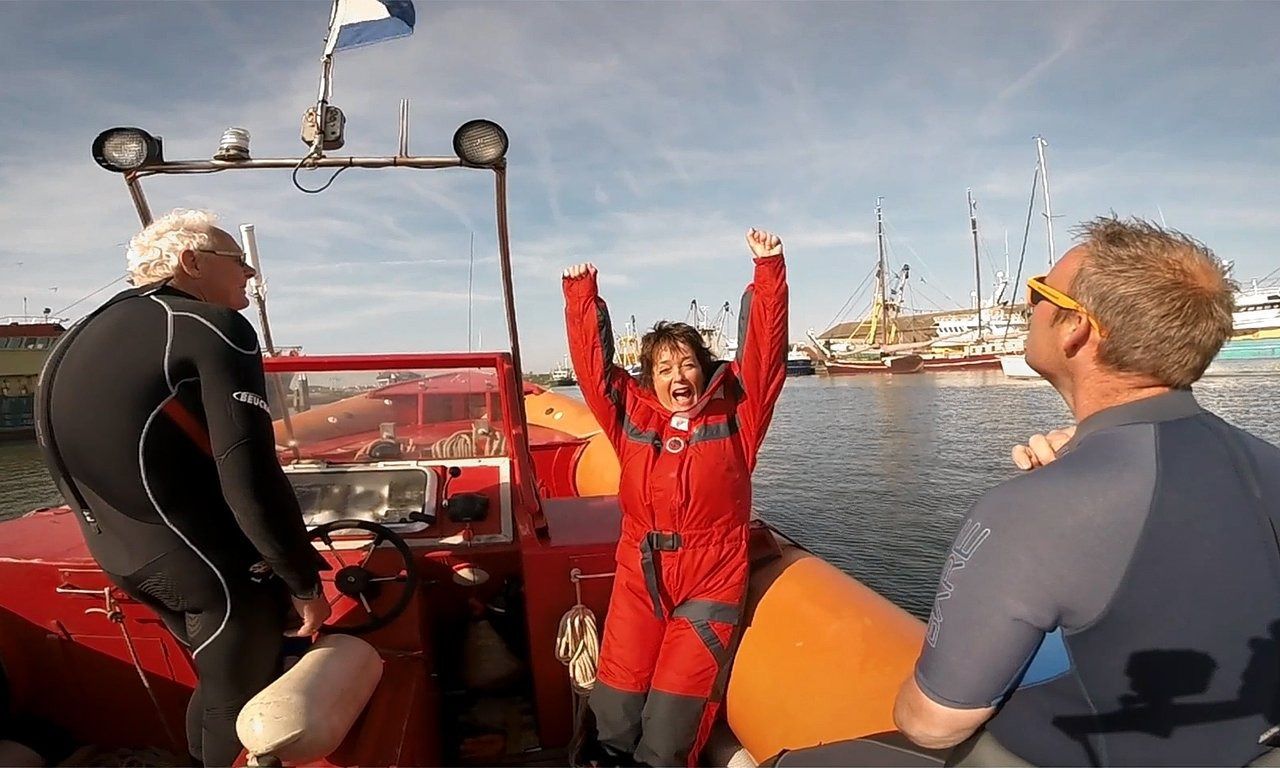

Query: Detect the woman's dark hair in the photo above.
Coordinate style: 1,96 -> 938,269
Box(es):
638,321 -> 717,389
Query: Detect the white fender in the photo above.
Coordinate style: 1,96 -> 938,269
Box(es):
236,634 -> 383,764
0,740 -> 43,768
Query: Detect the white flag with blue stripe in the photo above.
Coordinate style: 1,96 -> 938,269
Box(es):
324,0 -> 416,55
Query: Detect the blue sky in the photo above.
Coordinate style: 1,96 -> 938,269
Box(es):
1,1 -> 1277,370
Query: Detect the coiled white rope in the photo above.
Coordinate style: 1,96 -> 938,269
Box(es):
433,431 -> 474,458
555,603 -> 600,693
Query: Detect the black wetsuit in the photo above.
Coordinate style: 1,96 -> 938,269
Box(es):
36,283 -> 321,767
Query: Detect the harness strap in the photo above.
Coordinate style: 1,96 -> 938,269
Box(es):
638,531 -> 683,619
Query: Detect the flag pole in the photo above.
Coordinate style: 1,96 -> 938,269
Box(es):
311,0 -> 341,159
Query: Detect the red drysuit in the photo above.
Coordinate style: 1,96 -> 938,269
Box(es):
562,256 -> 787,766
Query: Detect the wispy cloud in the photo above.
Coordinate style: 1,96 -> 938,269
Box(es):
2,1 -> 1278,369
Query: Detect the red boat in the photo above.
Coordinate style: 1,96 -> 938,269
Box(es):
919,352 -> 1002,372
823,354 -> 925,375
0,9 -> 945,767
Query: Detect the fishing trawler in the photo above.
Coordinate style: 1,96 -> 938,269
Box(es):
785,344 -> 816,376
548,357 -> 577,388
0,5 -> 946,768
614,314 -> 643,376
687,300 -> 737,360
810,200 -> 925,375
815,195 -> 1028,375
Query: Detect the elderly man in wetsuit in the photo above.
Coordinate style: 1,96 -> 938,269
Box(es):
562,228 -> 788,767
894,217 -> 1280,766
36,209 -> 329,767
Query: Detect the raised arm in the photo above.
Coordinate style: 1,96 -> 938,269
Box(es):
733,229 -> 788,465
563,263 -> 636,449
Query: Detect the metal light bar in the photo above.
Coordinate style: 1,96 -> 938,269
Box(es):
131,155 -> 467,176
493,167 -> 525,408
125,177 -> 154,225
118,150 -> 530,491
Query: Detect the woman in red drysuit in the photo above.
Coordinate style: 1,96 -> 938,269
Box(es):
562,228 -> 787,767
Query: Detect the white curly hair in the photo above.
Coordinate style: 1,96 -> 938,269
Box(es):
125,208 -> 220,285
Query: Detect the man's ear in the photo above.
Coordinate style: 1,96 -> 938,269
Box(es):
1061,313 -> 1091,358
176,248 -> 201,278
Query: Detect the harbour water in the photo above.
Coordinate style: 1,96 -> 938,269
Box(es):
4,366 -> 1279,618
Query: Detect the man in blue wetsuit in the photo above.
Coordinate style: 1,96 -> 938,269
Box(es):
36,209 -> 330,767
894,216 -> 1280,766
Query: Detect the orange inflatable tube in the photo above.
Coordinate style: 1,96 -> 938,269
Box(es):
280,394 -> 398,444
524,388 -> 620,497
727,540 -> 925,762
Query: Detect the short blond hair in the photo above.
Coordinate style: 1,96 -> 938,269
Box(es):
125,209 -> 219,285
1070,216 -> 1236,388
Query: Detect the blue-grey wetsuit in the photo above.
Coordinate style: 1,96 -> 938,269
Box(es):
917,391 -> 1280,766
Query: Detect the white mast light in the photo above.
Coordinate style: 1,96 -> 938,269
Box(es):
215,127 -> 252,161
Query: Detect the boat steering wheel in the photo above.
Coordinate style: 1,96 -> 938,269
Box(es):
308,520 -> 420,635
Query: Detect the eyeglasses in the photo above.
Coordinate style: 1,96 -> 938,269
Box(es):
194,249 -> 250,268
1027,275 -> 1103,336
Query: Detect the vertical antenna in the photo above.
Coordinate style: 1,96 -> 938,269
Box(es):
240,224 -> 300,462
467,231 -> 475,352
398,99 -> 410,157
1004,228 -> 1010,279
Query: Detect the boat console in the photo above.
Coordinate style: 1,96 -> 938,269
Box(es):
284,458 -> 512,545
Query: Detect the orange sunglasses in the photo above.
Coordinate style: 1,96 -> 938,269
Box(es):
1027,275 -> 1104,336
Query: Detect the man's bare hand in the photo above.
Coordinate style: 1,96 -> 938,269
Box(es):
562,263 -> 596,280
1011,425 -> 1076,470
287,594 -> 332,637
746,228 -> 783,259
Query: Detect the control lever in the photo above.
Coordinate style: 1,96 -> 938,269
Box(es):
441,466 -> 462,508
406,466 -> 460,526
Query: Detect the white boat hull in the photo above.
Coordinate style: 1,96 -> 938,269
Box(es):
999,354 -> 1041,379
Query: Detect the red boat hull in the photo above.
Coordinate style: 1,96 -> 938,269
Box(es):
823,354 -> 924,375
919,352 -> 1003,371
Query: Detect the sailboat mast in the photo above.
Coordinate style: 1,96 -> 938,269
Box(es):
968,188 -> 982,338
876,197 -> 888,346
1035,135 -> 1057,268
1004,229 -> 1010,280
